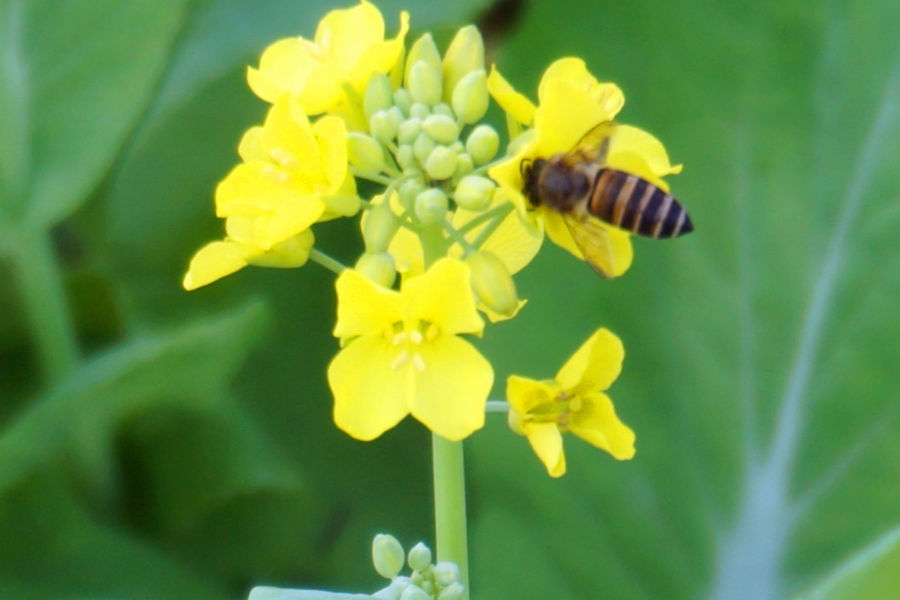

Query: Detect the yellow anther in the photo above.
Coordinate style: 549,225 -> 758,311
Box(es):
412,354 -> 426,372
426,323 -> 440,341
569,397 -> 582,412
269,148 -> 296,167
392,350 -> 410,370
392,331 -> 409,346
409,330 -> 424,345
262,164 -> 289,183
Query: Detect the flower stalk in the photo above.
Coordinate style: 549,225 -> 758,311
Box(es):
432,433 -> 469,600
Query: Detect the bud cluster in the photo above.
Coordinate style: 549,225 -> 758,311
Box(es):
372,535 -> 465,600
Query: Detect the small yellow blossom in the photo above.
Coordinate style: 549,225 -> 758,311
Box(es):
328,258 -> 493,442
248,1 -> 409,120
506,328 -> 635,477
488,58 -> 682,278
183,96 -> 357,290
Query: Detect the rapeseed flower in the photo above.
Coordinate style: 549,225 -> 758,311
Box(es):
328,258 -> 493,442
507,328 -> 635,477
488,58 -> 682,277
248,1 -> 409,122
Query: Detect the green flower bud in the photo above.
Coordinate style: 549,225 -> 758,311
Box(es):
398,117 -> 422,145
415,188 -> 449,224
433,562 -> 462,587
408,60 -> 442,107
438,583 -> 465,600
442,25 -> 485,104
425,146 -> 458,180
454,153 -> 474,181
396,144 -> 417,170
373,534 -> 405,580
410,102 -> 431,121
422,114 -> 459,145
400,177 -> 427,210
372,587 -> 400,600
452,69 -> 489,125
420,581 -> 435,596
466,251 -> 519,318
413,132 -> 437,165
466,125 -> 500,165
370,111 -> 399,145
407,542 -> 432,571
348,132 -> 386,176
433,102 -> 455,118
365,73 -> 394,121
454,175 -> 496,211
405,33 -> 442,86
393,88 -> 412,114
363,201 -> 400,253
356,252 -> 397,288
400,584 -> 430,600
387,106 -> 405,129
450,140 -> 465,154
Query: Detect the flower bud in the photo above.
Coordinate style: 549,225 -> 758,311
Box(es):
410,102 -> 431,121
348,132 -> 385,176
438,583 -> 466,600
413,132 -> 437,165
408,60 -> 442,107
442,25 -> 485,104
466,251 -> 519,318
364,201 -> 400,253
399,177 -> 426,210
393,88 -> 412,114
396,144 -> 417,170
365,73 -> 394,121
433,102 -> 455,118
433,562 -> 462,587
356,252 -> 397,288
370,111 -> 399,145
405,33 -> 442,86
454,175 -> 495,212
421,580 -> 435,595
373,587 -> 400,600
407,542 -> 432,571
422,114 -> 459,145
454,153 -> 474,181
373,534 -> 405,580
400,584 -> 430,600
452,69 -> 489,125
466,125 -> 500,165
425,146 -> 458,181
415,188 -> 449,224
398,118 -> 422,145
387,106 -> 405,129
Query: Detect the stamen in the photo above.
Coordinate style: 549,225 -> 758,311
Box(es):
269,148 -> 297,167
412,354 -> 426,372
569,397 -> 582,412
262,164 -> 289,183
392,332 -> 409,346
391,350 -> 410,370
409,330 -> 424,345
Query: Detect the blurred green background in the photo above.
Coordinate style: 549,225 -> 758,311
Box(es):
2,0 -> 900,598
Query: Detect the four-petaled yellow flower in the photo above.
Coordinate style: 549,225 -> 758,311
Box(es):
184,96 -> 358,290
248,0 -> 409,124
507,328 -> 635,477
328,258 -> 494,442
488,58 -> 682,278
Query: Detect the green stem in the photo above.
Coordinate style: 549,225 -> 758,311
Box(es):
432,434 -> 470,598
458,201 -> 515,236
8,226 -> 79,383
419,223 -> 448,269
352,169 -> 393,186
441,220 -> 477,255
471,202 -> 515,249
308,248 -> 348,275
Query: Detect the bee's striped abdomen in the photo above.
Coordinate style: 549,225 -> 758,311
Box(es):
589,168 -> 693,239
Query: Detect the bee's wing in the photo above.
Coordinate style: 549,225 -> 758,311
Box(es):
561,211 -> 621,278
562,121 -> 619,166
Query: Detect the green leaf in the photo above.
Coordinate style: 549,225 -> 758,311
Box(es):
0,0 -> 187,231
469,0 -> 900,599
795,526 -> 900,600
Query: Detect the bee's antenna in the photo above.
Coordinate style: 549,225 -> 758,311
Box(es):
520,158 -> 533,179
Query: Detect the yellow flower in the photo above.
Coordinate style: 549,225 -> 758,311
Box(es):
488,58 -> 681,278
183,96 -> 357,290
328,258 -> 493,441
506,328 -> 635,477
247,1 -> 409,119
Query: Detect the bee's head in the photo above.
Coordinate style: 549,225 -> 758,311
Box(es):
524,157 -> 588,210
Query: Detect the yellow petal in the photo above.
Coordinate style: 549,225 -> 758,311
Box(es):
346,11 -> 410,91
215,162 -> 303,217
607,124 -> 681,191
533,79 -> 609,158
538,57 -> 624,119
506,375 -> 556,415
247,38 -> 320,103
247,229 -> 314,268
555,328 -> 624,393
403,258 -> 483,335
541,208 -> 583,259
182,240 -> 257,291
570,392 -> 635,460
409,334 -> 492,441
296,62 -> 345,115
486,66 -> 536,126
479,298 -> 527,323
264,196 -> 325,248
541,208 -> 633,276
487,152 -> 531,214
361,191 -> 424,275
312,115 -> 350,191
328,334 -> 411,441
317,0 -> 386,71
264,97 -> 322,182
238,126 -> 266,163
525,422 -> 566,477
334,268 -> 404,338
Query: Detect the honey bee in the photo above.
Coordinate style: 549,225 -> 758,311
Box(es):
522,122 -> 693,277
